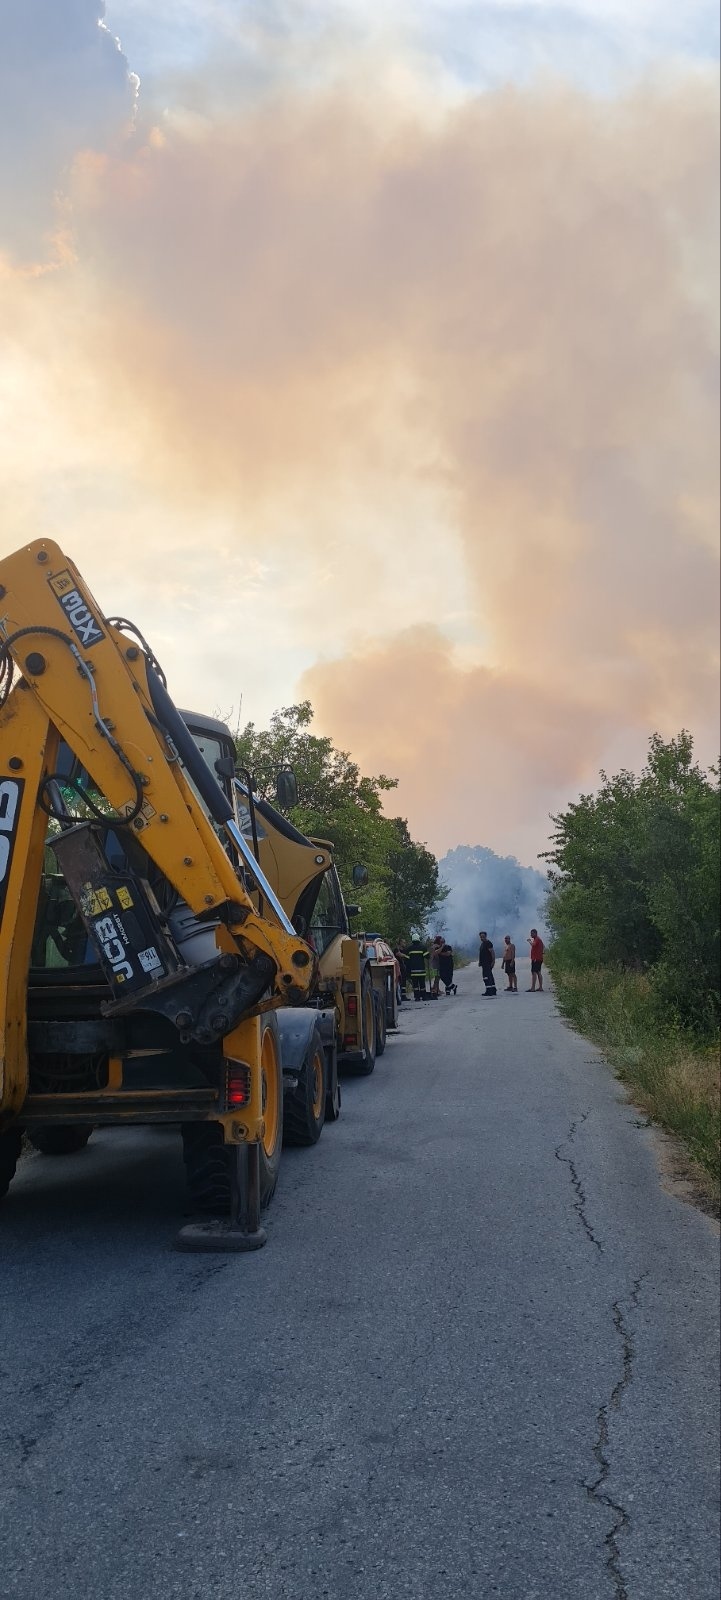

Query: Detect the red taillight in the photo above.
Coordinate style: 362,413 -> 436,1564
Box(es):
346,994 -> 358,1016
226,1064 -> 251,1108
343,1035 -> 356,1049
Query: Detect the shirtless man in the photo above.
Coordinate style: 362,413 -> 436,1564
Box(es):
429,935 -> 444,999
502,934 -> 517,992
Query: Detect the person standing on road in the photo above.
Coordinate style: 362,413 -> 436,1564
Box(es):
429,935 -> 444,999
527,929 -> 545,991
408,937 -> 429,1002
438,942 -> 457,996
395,942 -> 410,998
502,935 -> 517,992
478,932 -> 497,996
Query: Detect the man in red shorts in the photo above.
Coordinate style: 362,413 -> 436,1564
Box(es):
527,928 -> 545,991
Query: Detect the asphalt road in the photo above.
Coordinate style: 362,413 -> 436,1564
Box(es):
1,960 -> 719,1600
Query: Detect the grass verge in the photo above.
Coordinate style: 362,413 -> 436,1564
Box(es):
549,963 -> 720,1215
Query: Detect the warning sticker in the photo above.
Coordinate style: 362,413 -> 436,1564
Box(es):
121,798 -> 156,826
87,887 -> 113,915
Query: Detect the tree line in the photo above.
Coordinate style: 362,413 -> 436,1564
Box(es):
234,701 -> 446,942
544,732 -> 720,1039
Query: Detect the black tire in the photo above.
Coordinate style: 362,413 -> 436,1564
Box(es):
325,1062 -> 341,1123
356,969 -> 377,1076
283,1023 -> 327,1147
0,1128 -> 22,1200
258,1013 -> 284,1206
182,1015 -> 284,1214
375,992 -> 387,1057
28,1125 -> 93,1156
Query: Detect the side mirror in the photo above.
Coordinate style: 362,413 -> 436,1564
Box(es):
352,864 -> 368,887
276,767 -> 298,809
345,903 -> 362,919
215,754 -> 236,779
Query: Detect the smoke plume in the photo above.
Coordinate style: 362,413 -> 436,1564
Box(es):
0,28 -> 717,859
437,846 -> 548,954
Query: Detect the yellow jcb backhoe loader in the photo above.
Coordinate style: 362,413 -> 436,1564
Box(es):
213,755 -> 401,1077
0,539 -> 334,1251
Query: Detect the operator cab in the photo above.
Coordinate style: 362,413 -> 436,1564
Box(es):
178,711 -> 237,806
31,713 -> 242,974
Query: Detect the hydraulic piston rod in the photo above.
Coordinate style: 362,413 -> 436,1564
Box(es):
224,816 -> 296,936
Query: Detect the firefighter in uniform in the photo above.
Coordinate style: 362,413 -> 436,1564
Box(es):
407,938 -> 429,1002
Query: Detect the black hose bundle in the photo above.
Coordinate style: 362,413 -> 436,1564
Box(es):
0,623 -> 145,827
106,617 -> 167,687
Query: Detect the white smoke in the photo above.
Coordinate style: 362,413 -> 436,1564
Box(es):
437,845 -> 548,953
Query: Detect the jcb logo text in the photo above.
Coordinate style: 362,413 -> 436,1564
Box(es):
93,914 -> 134,984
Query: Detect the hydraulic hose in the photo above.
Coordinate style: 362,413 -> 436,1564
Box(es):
146,665 -> 233,825
146,665 -> 296,936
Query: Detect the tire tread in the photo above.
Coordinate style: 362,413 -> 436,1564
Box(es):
283,1024 -> 326,1147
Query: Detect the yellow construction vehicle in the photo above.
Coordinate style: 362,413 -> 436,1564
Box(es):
220,755 -> 401,1078
0,538 -> 336,1250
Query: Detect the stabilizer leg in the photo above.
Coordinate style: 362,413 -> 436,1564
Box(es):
175,1141 -> 267,1253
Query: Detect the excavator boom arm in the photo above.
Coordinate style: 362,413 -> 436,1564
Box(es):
0,539 -> 315,1119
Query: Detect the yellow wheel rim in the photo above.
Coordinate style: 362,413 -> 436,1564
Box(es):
364,986 -> 374,1053
311,1049 -> 324,1121
261,1026 -> 280,1158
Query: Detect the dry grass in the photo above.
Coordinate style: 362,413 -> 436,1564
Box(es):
550,965 -> 721,1214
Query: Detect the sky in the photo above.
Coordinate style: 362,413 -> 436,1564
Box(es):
0,2 -> 718,866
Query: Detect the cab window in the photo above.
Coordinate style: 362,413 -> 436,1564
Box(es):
189,731 -> 226,783
308,871 -> 345,956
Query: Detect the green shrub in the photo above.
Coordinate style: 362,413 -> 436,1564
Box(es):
545,733 -> 720,1037
550,962 -> 720,1201
545,734 -> 720,1201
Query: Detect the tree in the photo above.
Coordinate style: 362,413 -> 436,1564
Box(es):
386,819 -> 448,944
234,702 -> 445,941
544,767 -> 660,971
544,733 -> 720,1035
638,735 -> 720,1029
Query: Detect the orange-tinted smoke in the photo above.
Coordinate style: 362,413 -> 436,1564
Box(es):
2,66 -> 719,857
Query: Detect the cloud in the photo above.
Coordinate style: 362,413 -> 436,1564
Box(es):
0,0 -> 137,262
107,0 -> 720,94
0,39 -> 718,860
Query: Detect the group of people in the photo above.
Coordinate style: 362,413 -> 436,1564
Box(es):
394,937 -> 457,1002
394,928 -> 546,1002
478,929 -> 545,995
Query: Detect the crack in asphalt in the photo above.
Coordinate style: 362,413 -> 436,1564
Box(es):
585,1274 -> 649,1600
555,1113 -> 604,1254
555,1118 -> 652,1597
